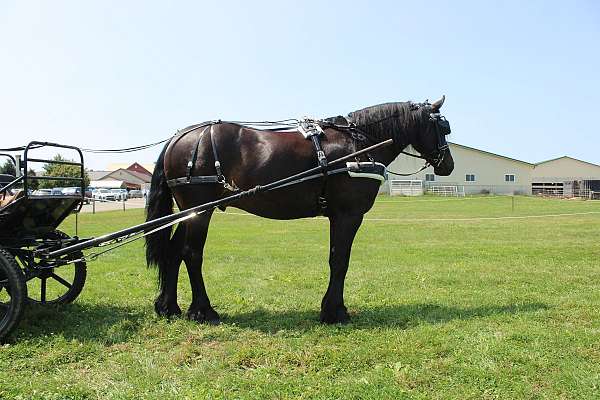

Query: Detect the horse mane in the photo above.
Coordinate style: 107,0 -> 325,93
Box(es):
347,102 -> 429,145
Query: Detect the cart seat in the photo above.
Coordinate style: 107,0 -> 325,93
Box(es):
0,173 -> 15,188
0,189 -> 24,210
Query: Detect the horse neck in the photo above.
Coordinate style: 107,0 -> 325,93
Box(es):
362,124 -> 414,166
370,143 -> 405,166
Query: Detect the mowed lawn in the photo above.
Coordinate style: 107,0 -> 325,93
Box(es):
1,196 -> 600,399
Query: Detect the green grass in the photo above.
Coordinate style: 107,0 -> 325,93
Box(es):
1,195 -> 600,399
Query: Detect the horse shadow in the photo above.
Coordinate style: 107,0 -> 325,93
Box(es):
225,302 -> 550,333
13,302 -> 149,344
10,301 -> 549,342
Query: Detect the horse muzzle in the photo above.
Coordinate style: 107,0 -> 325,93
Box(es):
433,149 -> 454,176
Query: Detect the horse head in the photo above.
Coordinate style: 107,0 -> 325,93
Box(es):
408,96 -> 454,176
347,97 -> 455,176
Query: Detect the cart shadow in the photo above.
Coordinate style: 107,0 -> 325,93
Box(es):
15,302 -> 148,344
225,302 -> 550,333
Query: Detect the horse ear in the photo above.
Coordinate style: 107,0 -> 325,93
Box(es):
430,95 -> 445,112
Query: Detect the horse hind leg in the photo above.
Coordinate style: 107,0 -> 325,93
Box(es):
182,211 -> 220,324
154,223 -> 185,318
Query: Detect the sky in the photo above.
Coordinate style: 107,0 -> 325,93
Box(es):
1,0 -> 599,170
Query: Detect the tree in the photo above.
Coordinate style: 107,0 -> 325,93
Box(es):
40,154 -> 90,189
0,159 -> 38,190
0,159 -> 16,176
27,168 -> 39,191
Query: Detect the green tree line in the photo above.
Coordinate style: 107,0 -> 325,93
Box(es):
1,154 -> 90,190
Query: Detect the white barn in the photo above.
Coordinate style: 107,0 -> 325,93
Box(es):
384,143 -> 600,196
531,157 -> 600,196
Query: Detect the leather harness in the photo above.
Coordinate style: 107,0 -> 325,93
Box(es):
165,119 -> 385,215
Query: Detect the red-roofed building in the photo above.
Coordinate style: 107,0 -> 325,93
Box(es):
126,162 -> 153,177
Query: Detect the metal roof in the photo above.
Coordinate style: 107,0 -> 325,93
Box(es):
534,156 -> 600,168
448,142 -> 533,166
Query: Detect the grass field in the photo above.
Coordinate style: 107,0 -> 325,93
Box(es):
1,195 -> 600,399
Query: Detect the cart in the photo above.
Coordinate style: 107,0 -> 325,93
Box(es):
0,142 -> 86,340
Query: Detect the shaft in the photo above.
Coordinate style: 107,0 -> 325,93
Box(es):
45,139 -> 393,258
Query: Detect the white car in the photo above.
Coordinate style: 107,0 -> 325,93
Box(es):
110,189 -> 128,201
32,189 -> 52,196
128,189 -> 142,199
92,189 -> 116,201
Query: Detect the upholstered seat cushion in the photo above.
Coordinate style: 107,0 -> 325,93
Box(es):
0,189 -> 24,209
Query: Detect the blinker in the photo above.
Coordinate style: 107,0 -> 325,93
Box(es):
437,118 -> 451,136
430,113 -> 451,136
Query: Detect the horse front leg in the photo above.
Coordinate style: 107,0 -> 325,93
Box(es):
321,213 -> 364,324
182,211 -> 220,324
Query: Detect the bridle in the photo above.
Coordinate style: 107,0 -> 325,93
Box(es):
400,112 -> 451,167
386,112 -> 451,176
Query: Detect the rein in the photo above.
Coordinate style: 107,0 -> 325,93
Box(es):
387,156 -> 431,177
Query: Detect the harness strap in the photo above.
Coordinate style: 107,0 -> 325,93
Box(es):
310,134 -> 328,170
310,128 -> 329,215
209,125 -> 225,183
167,176 -> 222,188
186,126 -> 210,181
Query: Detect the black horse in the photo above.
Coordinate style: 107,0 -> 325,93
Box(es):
145,97 -> 454,324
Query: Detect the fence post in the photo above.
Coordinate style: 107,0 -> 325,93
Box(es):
92,198 -> 95,214
123,199 -> 126,212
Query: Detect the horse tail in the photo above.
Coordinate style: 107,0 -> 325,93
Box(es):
145,140 -> 173,275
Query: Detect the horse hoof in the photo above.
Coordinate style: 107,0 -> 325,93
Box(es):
320,307 -> 350,324
187,308 -> 220,325
154,299 -> 182,318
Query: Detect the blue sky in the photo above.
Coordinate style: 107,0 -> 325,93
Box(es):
1,1 -> 599,170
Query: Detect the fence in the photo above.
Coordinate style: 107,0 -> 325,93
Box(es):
387,180 -> 530,197
424,182 -> 529,196
426,185 -> 465,197
385,179 -> 600,198
389,180 -> 423,196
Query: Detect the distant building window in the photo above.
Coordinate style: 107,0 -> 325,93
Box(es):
425,174 -> 435,182
466,174 -> 476,182
505,174 -> 515,182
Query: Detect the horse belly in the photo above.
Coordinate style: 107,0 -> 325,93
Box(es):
231,184 -> 321,220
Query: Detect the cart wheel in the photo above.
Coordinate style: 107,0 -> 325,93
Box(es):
0,249 -> 27,342
26,231 -> 87,305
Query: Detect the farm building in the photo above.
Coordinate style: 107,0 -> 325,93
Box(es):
531,157 -> 600,197
385,143 -> 600,197
106,162 -> 154,176
88,162 -> 153,191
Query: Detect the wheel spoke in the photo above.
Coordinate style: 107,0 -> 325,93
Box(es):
50,272 -> 72,289
41,277 -> 47,304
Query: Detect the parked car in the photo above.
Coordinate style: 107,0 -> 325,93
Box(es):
85,187 -> 94,202
32,189 -> 52,196
51,188 -> 64,195
62,187 -> 81,196
62,187 -> 90,204
110,188 -> 128,201
128,189 -> 142,199
92,189 -> 116,201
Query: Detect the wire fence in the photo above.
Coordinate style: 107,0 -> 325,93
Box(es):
386,180 -> 600,199
386,180 -> 529,196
